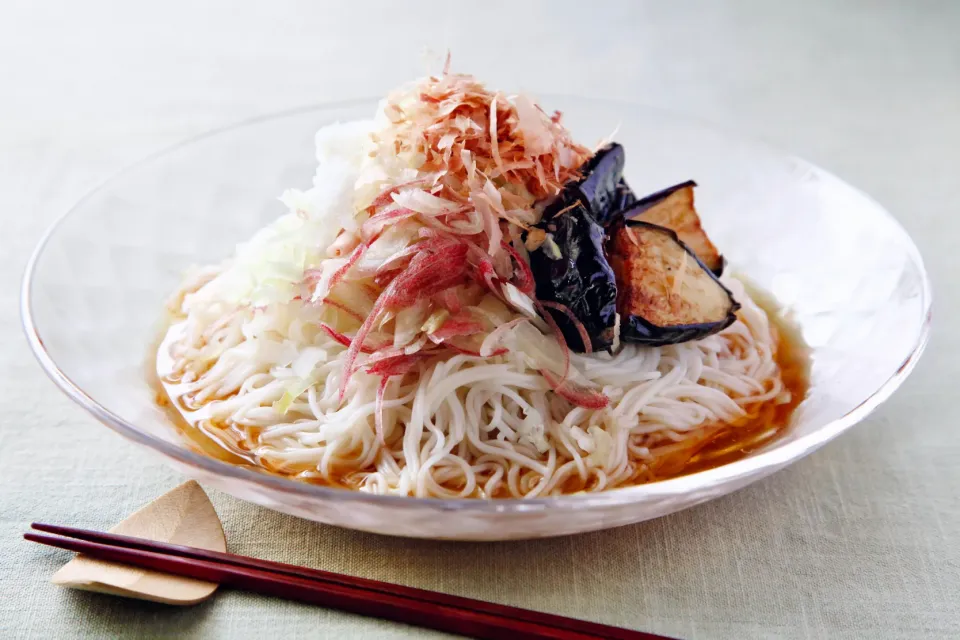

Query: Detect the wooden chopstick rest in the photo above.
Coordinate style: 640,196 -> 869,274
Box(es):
50,480 -> 226,605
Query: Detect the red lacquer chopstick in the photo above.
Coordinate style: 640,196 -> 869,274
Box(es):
26,524 -> 675,640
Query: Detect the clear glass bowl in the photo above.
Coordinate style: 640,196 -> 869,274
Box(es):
21,98 -> 931,540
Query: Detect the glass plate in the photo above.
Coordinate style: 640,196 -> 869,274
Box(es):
21,98 -> 931,540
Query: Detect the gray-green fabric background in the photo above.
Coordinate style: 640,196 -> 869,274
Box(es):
2,1 -> 958,637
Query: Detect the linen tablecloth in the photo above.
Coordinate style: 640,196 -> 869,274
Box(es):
2,2 -> 957,638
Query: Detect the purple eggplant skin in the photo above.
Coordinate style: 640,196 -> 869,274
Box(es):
613,221 -> 740,347
555,143 -> 639,226
619,310 -> 737,346
556,143 -> 638,225
613,178 -> 637,214
577,143 -> 628,223
528,203 -> 618,353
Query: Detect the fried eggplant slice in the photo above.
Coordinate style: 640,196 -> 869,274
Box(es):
622,181 -> 724,275
528,203 -> 617,352
544,143 -> 636,227
608,221 -> 739,346
576,143 -> 634,224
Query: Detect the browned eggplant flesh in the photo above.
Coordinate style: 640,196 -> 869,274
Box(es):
607,221 -> 739,346
621,181 -> 724,275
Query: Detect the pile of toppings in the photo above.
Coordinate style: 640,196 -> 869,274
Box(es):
308,64 -> 608,412
290,65 -> 738,416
